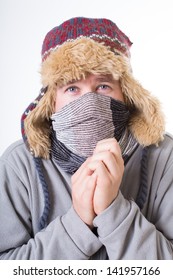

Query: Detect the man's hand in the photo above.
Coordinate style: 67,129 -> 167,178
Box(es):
88,138 -> 124,215
71,138 -> 124,227
71,158 -> 97,228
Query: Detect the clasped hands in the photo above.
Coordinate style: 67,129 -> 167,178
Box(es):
71,138 -> 124,228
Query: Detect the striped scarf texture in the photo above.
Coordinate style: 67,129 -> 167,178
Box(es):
51,93 -> 138,173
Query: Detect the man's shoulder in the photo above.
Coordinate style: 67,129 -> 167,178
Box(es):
160,133 -> 173,149
148,132 -> 173,162
1,140 -> 31,163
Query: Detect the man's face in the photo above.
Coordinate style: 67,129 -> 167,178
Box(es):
54,74 -> 124,112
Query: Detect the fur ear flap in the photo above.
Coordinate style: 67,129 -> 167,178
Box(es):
24,85 -> 56,159
121,72 -> 165,146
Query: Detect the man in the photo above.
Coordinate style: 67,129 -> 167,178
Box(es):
0,17 -> 173,259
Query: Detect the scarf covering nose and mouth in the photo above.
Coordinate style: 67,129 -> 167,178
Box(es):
50,93 -> 138,173
51,93 -> 130,157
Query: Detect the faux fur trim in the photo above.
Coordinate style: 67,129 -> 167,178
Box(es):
24,38 -> 165,158
24,85 -> 56,159
120,73 -> 165,146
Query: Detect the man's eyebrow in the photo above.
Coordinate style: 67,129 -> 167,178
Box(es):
65,80 -> 78,85
95,75 -> 115,82
61,75 -> 116,87
59,79 -> 79,88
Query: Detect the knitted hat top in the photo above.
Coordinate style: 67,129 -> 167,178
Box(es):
41,17 -> 132,61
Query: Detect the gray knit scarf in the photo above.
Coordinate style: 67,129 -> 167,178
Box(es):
50,93 -> 138,173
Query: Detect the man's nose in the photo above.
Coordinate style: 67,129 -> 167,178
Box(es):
81,86 -> 95,95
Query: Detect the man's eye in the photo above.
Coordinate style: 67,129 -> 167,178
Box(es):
100,85 -> 108,89
97,84 -> 110,90
65,86 -> 78,93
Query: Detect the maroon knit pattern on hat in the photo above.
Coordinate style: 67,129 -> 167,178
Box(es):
21,87 -> 48,144
42,17 -> 132,61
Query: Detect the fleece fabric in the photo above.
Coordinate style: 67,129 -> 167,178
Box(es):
0,134 -> 173,259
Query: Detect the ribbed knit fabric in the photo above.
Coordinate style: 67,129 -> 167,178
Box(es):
21,86 -> 48,145
51,93 -> 131,158
50,128 -> 138,174
50,131 -> 85,174
42,17 -> 132,61
136,147 -> 148,209
33,157 -> 50,230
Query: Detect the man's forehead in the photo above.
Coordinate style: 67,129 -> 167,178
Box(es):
65,74 -> 116,85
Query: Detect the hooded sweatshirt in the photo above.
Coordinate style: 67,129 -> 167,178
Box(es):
0,134 -> 173,260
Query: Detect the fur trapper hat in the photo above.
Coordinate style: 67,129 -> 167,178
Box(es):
22,17 -> 165,159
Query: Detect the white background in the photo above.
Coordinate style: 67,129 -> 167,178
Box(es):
0,0 -> 173,155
